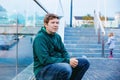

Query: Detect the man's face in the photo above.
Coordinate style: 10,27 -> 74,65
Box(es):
45,18 -> 59,34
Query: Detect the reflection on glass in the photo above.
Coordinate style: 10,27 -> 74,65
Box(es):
0,0 -> 47,79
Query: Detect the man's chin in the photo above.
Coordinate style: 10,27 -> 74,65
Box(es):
53,30 -> 57,33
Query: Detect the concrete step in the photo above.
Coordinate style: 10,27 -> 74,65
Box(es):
12,63 -> 34,80
64,37 -> 99,41
64,33 -> 98,37
65,27 -> 95,31
70,53 -> 120,58
67,48 -> 120,53
66,47 -> 120,50
64,41 -> 98,44
64,40 -> 120,44
64,35 -> 120,39
65,44 -> 120,49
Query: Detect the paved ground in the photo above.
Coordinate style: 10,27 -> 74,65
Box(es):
82,58 -> 120,80
0,36 -> 33,80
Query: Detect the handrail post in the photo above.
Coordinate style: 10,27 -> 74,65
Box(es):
94,11 -> 106,58
101,32 -> 105,57
98,27 -> 101,44
70,0 -> 73,27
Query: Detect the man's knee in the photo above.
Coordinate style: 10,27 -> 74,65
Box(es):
56,63 -> 72,79
77,58 -> 90,68
57,63 -> 72,73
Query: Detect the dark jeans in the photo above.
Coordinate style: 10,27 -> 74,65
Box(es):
35,58 -> 90,80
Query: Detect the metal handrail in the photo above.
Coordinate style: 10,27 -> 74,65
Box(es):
94,11 -> 106,57
33,0 -> 49,14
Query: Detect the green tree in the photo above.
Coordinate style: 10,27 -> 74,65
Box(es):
82,14 -> 93,20
82,14 -> 93,25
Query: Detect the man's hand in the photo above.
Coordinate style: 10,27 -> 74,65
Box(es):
70,58 -> 78,68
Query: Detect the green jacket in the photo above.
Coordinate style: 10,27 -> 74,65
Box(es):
33,27 -> 70,75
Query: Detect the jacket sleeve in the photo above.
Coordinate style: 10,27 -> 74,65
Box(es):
33,36 -> 70,66
106,38 -> 111,45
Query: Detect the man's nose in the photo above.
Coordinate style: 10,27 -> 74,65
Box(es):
54,23 -> 58,26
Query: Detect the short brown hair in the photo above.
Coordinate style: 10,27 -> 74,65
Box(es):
44,13 -> 59,24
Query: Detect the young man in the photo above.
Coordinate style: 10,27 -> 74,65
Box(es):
33,13 -> 90,80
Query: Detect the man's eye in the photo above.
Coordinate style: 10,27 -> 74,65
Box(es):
52,22 -> 55,24
51,22 -> 59,24
56,22 -> 59,24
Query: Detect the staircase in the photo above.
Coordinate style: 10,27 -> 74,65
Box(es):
64,27 -> 120,58
64,27 -> 120,80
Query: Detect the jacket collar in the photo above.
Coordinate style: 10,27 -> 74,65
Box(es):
40,27 -> 56,37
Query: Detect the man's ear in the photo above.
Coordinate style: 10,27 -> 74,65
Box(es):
44,23 -> 48,27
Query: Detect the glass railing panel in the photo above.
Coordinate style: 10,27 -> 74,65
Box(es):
0,0 -> 47,79
0,11 -> 17,80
